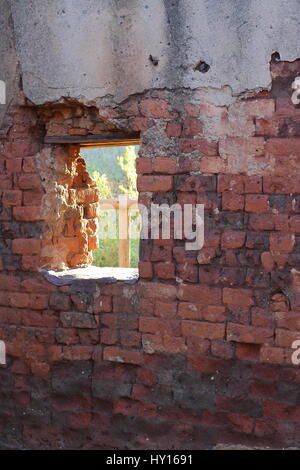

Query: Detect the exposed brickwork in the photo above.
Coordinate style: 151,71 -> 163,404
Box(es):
1,61 -> 300,449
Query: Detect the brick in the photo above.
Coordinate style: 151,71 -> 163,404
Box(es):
100,328 -> 117,345
186,337 -> 210,355
56,237 -> 80,252
176,263 -> 198,282
154,301 -> 177,318
153,157 -> 177,174
21,277 -> 56,293
211,340 -> 234,359
166,121 -> 182,137
275,311 -> 300,330
113,398 -> 157,417
269,233 -> 295,253
255,118 -> 279,136
222,192 -> 244,211
219,137 -> 265,159
93,295 -> 112,314
84,204 -> 100,218
263,176 -> 300,194
227,323 -> 273,344
136,158 -> 153,174
4,141 -> 39,158
182,320 -> 225,340
218,175 -> 244,193
2,190 -> 22,207
63,346 -> 94,361
5,158 -> 22,173
137,368 -> 156,385
88,235 -> 98,251
260,346 -> 286,364
275,329 -> 300,348
188,356 -> 225,374
178,302 -> 203,320
263,401 -> 300,422
249,381 -> 277,399
10,292 -> 30,308
175,174 -> 215,192
244,176 -> 262,193
253,418 -> 277,437
236,343 -> 261,361
12,238 -> 41,255
129,117 -> 149,131
243,98 -> 275,118
21,254 -> 41,272
23,157 -> 37,172
120,330 -> 141,348
183,119 -> 203,136
23,190 -> 44,206
184,103 -> 199,117
140,317 -> 180,336
199,156 -> 225,173
245,195 -> 269,213
103,346 -> 143,365
31,361 -> 50,379
13,206 -> 42,222
138,281 -> 177,300
228,413 -> 254,434
221,231 -> 246,249
216,395 -> 261,417
137,175 -> 172,192
290,216 -> 300,233
249,214 -> 274,231
178,284 -> 222,304
55,328 -> 78,345
140,99 -> 175,118
179,138 -> 218,155
29,294 -> 49,310
138,261 -> 153,279
265,138 -> 300,156
76,188 -> 99,204
154,262 -> 175,280
49,293 -> 70,311
17,174 -> 42,190
223,288 -> 254,307
60,312 -> 97,329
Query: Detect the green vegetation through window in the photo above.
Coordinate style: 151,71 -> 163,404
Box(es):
80,145 -> 140,268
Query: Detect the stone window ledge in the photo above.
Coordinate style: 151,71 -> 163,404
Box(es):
43,266 -> 139,287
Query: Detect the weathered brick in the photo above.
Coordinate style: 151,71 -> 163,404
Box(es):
227,323 -> 273,344
223,288 -> 254,307
12,238 -> 41,255
137,175 -> 173,192
103,346 -> 143,365
182,320 -> 225,340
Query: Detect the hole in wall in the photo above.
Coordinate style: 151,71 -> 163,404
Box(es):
149,54 -> 159,66
271,51 -> 281,63
194,61 -> 210,73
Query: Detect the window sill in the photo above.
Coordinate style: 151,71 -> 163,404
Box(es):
42,266 -> 139,286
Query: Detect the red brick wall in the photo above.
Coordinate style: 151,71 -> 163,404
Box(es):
1,60 -> 300,449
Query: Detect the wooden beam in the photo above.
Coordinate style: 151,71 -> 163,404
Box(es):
99,199 -> 138,210
118,195 -> 130,268
44,133 -> 140,147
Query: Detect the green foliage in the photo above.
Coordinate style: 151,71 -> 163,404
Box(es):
117,146 -> 138,198
91,171 -> 112,199
81,145 -> 140,268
